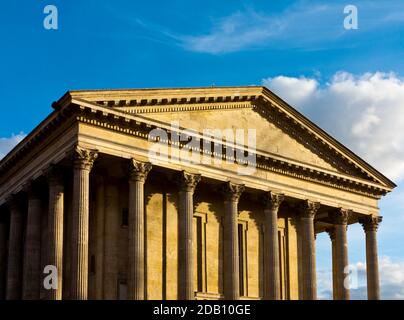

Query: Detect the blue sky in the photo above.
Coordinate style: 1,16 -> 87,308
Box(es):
1,0 -> 404,299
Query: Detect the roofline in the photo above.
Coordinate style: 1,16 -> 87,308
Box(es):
67,85 -> 263,94
0,90 -> 73,169
62,86 -> 264,102
0,109 -> 59,168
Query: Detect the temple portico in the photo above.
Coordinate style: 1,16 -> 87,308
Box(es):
0,87 -> 394,300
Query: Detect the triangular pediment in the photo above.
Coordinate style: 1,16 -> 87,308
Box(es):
65,86 -> 395,190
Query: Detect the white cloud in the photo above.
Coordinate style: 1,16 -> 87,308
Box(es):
266,76 -> 318,107
177,10 -> 287,54
350,256 -> 404,299
263,71 -> 404,182
172,1 -> 404,54
317,268 -> 333,300
380,256 -> 404,285
318,256 -> 404,300
0,133 -> 26,159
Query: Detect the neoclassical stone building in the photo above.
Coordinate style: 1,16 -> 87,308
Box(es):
0,86 -> 395,300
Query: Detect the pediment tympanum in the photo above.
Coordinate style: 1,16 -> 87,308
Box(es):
137,106 -> 343,175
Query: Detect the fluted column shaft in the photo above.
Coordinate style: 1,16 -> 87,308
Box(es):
6,199 -> 23,300
177,171 -> 201,300
47,169 -> 64,300
71,147 -> 98,300
103,182 -> 119,299
331,209 -> 350,300
222,182 -> 244,300
22,188 -> 42,300
327,229 -> 338,300
128,160 -> 152,300
40,204 -> 48,300
263,192 -> 284,300
0,219 -> 7,300
360,216 -> 382,300
94,175 -> 105,300
300,201 -> 320,300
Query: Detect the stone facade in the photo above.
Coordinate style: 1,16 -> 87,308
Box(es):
0,86 -> 395,300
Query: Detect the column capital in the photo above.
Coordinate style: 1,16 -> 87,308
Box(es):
73,145 -> 98,171
300,200 -> 320,219
359,215 -> 382,232
330,208 -> 352,225
221,181 -> 245,202
263,192 -> 284,212
176,171 -> 201,193
128,159 -> 152,183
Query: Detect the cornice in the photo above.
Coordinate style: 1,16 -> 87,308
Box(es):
66,86 -> 263,106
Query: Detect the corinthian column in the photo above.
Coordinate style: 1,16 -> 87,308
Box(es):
300,200 -> 320,300
177,171 -> 201,300
47,168 -> 64,300
6,197 -> 23,300
330,208 -> 351,300
263,192 -> 284,300
222,182 -> 244,300
127,159 -> 152,300
22,186 -> 42,300
360,215 -> 382,300
71,146 -> 98,300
